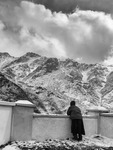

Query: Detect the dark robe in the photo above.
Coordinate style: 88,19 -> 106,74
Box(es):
67,105 -> 85,140
71,119 -> 85,135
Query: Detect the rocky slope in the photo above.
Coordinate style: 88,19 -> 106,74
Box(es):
0,72 -> 28,101
0,52 -> 15,69
0,52 -> 113,114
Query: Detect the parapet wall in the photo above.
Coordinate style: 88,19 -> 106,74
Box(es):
32,114 -> 98,141
32,114 -> 72,141
0,101 -> 15,145
100,113 -> 113,138
0,100 -> 112,145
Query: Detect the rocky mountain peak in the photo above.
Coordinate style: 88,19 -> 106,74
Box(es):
0,52 -> 11,58
5,52 -> 40,65
0,52 -> 16,70
24,52 -> 41,58
60,58 -> 79,68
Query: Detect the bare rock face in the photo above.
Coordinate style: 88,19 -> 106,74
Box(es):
0,72 -> 28,101
0,52 -> 15,69
1,52 -> 113,113
101,71 -> 113,96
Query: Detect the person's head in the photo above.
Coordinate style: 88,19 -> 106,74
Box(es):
70,101 -> 76,106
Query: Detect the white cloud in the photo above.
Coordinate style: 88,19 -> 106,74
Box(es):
0,1 -> 113,64
103,47 -> 113,65
104,57 -> 113,65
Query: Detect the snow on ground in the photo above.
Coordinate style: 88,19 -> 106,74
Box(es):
2,145 -> 19,150
1,135 -> 113,150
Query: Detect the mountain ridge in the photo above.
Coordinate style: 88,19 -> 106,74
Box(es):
0,52 -> 113,114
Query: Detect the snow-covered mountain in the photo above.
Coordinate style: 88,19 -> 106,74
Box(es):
0,52 -> 15,70
1,52 -> 113,114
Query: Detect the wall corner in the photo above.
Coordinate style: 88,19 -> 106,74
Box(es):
87,106 -> 109,135
11,100 -> 35,141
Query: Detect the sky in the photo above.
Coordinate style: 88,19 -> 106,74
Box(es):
0,0 -> 113,64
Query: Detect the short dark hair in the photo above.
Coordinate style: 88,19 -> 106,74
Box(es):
70,101 -> 75,106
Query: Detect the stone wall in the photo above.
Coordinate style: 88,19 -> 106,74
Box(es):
32,114 -> 72,141
0,100 -> 113,145
32,114 -> 98,141
0,101 -> 15,145
100,113 -> 113,138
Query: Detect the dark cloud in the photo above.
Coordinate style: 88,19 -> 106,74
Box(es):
32,0 -> 113,14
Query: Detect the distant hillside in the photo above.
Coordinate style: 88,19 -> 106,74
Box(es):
0,52 -> 113,114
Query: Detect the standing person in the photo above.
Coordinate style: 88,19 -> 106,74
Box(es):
67,101 -> 85,141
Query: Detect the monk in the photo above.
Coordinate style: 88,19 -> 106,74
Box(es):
67,101 -> 85,141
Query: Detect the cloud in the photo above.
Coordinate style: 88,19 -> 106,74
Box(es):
0,1 -> 113,64
103,46 -> 113,65
34,0 -> 113,14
